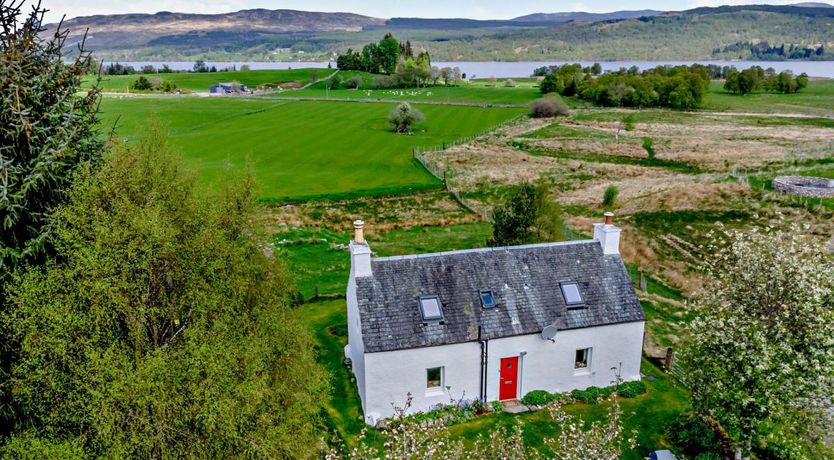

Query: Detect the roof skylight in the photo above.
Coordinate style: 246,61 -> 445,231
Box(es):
479,290 -> 496,309
560,282 -> 584,307
419,296 -> 444,321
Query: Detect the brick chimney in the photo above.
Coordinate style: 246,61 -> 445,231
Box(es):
593,212 -> 621,255
350,220 -> 372,277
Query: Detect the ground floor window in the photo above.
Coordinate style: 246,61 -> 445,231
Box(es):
426,367 -> 443,389
575,348 -> 591,369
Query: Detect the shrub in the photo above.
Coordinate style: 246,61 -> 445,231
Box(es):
130,76 -> 153,91
373,75 -> 397,89
529,97 -> 570,118
160,80 -> 177,93
665,414 -> 725,458
642,137 -> 656,160
521,390 -> 553,406
623,114 -> 636,131
539,73 -> 561,94
344,76 -> 363,89
327,74 -> 343,89
491,400 -> 503,412
504,79 -> 517,87
618,380 -> 647,398
572,386 -> 600,404
602,185 -> 619,208
388,102 -> 424,134
471,399 -> 489,415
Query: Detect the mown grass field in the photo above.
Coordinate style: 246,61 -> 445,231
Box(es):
99,96 -> 524,201
269,71 -> 545,105
91,68 -> 336,93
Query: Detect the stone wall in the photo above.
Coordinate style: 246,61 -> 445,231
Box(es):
772,176 -> 834,198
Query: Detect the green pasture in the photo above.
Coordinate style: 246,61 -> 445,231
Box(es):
270,71 -> 543,105
99,97 -> 524,201
704,79 -> 834,116
91,68 -> 336,93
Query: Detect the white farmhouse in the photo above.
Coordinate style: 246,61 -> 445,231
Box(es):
345,213 -> 645,425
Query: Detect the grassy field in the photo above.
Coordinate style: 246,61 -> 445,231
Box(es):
269,71 -> 546,105
704,79 -> 834,115
91,68 -> 337,93
99,97 -> 524,201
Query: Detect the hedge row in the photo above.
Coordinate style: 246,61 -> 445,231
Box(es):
520,380 -> 647,406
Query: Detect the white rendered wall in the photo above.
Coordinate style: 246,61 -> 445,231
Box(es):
360,321 -> 644,424
346,274 -> 367,414
363,342 -> 482,425
485,321 -> 644,402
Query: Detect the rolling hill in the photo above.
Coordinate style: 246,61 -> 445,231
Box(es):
50,5 -> 834,62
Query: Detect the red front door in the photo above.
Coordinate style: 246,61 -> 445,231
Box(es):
499,356 -> 519,401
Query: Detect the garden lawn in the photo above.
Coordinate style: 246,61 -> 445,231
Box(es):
99,97 -> 524,201
90,68 -> 336,92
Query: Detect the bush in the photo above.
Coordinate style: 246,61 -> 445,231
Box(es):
642,137 -> 656,160
539,73 -> 561,94
617,380 -> 647,398
388,102 -> 424,134
504,79 -> 517,87
572,386 -> 601,404
623,114 -> 636,131
130,76 -> 153,91
521,390 -> 553,406
529,97 -> 569,118
491,400 -> 503,412
602,185 -> 619,208
373,75 -> 397,89
344,76 -> 363,89
664,414 -> 725,458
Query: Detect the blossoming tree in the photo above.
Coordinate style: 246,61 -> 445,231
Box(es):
681,226 -> 834,458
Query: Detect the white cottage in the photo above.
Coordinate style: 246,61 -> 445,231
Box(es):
345,213 -> 645,425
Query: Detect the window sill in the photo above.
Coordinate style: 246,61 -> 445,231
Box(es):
573,368 -> 591,376
425,388 -> 445,397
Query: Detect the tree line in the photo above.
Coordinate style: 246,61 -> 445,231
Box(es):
724,66 -> 809,95
538,63 -> 712,110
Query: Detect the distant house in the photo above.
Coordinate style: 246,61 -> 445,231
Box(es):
209,82 -> 250,95
345,213 -> 645,425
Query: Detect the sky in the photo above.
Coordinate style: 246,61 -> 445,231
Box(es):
23,0 -> 808,22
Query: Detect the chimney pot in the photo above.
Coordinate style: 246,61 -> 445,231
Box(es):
604,212 -> 614,226
353,220 -> 365,245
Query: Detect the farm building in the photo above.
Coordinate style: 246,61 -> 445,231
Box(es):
209,82 -> 250,95
345,213 -> 645,425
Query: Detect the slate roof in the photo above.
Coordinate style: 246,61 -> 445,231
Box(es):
355,240 -> 644,353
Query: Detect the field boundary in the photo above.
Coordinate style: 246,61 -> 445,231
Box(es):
413,114 -> 527,219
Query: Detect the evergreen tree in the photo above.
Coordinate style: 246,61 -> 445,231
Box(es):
378,33 -> 400,75
0,1 -> 104,278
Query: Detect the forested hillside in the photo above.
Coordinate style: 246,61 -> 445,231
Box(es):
60,5 -> 834,62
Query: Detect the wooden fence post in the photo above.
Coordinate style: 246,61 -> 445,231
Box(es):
664,347 -> 675,371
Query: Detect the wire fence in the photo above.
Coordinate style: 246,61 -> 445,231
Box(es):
412,114 -> 527,220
